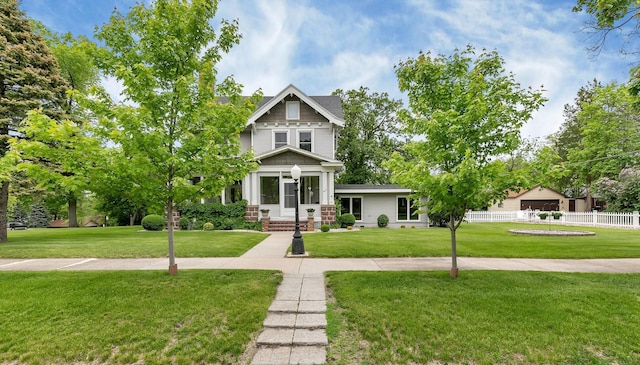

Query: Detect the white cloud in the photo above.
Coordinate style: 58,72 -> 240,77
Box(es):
20,0 -> 632,140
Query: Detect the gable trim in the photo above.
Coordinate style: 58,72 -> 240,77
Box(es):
247,84 -> 345,128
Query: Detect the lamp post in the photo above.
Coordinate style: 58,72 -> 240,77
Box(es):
291,164 -> 305,255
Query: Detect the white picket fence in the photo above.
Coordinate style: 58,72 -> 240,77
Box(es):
465,210 -> 640,230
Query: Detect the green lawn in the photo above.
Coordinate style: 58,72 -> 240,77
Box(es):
2,226 -> 267,258
0,270 -> 280,365
326,271 -> 640,365
304,223 -> 640,258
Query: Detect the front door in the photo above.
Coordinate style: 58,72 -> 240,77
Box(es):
282,179 -> 297,217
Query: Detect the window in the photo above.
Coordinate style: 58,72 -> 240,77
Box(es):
224,180 -> 242,204
286,101 -> 300,120
300,176 -> 320,204
299,130 -> 312,152
339,197 -> 362,220
260,176 -> 279,204
274,131 -> 288,149
397,197 -> 419,221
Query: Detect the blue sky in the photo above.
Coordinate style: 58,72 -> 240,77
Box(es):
19,0 -> 632,139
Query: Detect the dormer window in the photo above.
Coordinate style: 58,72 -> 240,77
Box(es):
286,101 -> 300,120
274,130 -> 288,149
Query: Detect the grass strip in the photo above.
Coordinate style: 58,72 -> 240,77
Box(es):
0,270 -> 280,364
304,223 -> 640,258
326,271 -> 640,365
3,226 -> 267,258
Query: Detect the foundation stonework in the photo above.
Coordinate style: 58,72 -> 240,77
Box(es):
245,205 -> 259,222
320,205 -> 336,225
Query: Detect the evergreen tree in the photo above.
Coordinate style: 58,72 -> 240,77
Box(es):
10,203 -> 27,223
27,201 -> 49,228
0,0 -> 68,241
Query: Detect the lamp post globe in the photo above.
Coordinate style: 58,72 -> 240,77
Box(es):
291,164 -> 305,255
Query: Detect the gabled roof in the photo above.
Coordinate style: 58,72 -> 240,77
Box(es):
247,84 -> 345,128
255,145 -> 343,167
506,184 -> 568,199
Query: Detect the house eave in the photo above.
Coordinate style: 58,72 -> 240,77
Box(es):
246,84 -> 345,128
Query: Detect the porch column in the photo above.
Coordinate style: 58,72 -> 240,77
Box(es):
321,171 -> 329,205
251,172 -> 259,205
242,175 -> 251,204
328,171 -> 335,203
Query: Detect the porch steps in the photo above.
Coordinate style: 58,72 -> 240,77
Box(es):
267,220 -> 309,232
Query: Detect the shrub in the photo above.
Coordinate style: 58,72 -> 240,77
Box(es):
321,224 -> 330,232
400,225 -> 406,229
377,214 -> 389,228
203,222 -> 214,231
178,217 -> 190,230
538,213 -> 548,220
340,213 -> 356,228
142,214 -> 165,231
219,217 -> 236,230
176,200 -> 260,231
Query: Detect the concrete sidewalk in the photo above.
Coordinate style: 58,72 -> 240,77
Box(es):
2,254 -> 640,274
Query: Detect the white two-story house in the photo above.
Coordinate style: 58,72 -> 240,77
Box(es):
197,84 -> 429,230
235,84 -> 344,227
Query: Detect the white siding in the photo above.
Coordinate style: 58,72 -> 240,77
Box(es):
342,193 -> 429,228
240,131 -> 251,153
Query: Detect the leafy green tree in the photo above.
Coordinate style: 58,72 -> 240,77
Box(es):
565,82 -> 640,210
0,0 -> 68,242
93,149 -> 161,226
593,168 -> 640,212
548,79 -> 601,196
32,21 -> 99,120
386,46 -> 546,277
12,110 -> 105,227
88,0 -> 260,274
334,87 -> 405,184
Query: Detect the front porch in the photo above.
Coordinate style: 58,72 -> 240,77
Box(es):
245,204 -> 336,232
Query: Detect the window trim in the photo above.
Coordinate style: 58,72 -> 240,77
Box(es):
339,196 -> 363,222
273,130 -> 289,149
286,101 -> 300,120
298,129 -> 313,152
397,196 -> 420,222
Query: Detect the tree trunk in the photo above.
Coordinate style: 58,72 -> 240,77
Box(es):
167,197 -> 177,275
585,186 -> 593,211
68,196 -> 78,227
449,212 -> 459,278
0,181 -> 8,242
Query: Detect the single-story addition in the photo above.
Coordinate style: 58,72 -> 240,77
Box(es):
335,184 -> 429,228
488,184 -> 587,212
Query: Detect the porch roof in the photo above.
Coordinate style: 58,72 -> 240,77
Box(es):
255,145 -> 343,168
335,184 -> 413,194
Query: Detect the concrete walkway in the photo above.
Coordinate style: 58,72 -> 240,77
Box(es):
251,273 -> 327,365
2,231 -> 640,365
